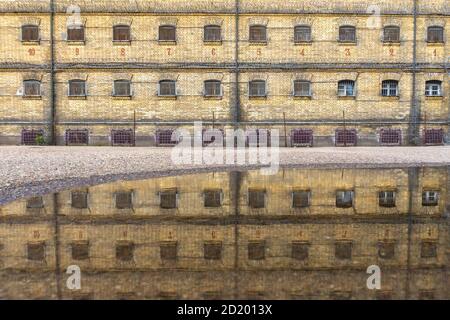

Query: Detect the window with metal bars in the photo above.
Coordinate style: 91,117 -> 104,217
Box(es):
248,189 -> 266,209
68,80 -> 86,96
427,26 -> 444,43
380,129 -> 401,145
111,129 -> 134,146
420,241 -> 437,258
156,129 -> 178,145
65,129 -> 89,145
335,241 -> 352,260
67,26 -> 85,41
381,80 -> 399,97
160,241 -> 178,261
246,129 -> 271,147
336,190 -> 354,208
379,191 -> 396,207
204,80 -> 222,97
116,241 -> 134,261
204,241 -> 222,260
113,80 -> 131,97
249,80 -> 266,97
335,129 -> 357,146
383,26 -> 400,42
158,80 -> 176,96
71,241 -> 89,260
291,129 -> 313,147
339,26 -> 356,42
204,25 -> 221,42
27,242 -> 45,261
337,80 -> 355,97
424,129 -> 444,145
22,25 -> 39,42
292,190 -> 311,208
425,80 -> 442,96
204,190 -> 222,208
159,189 -> 178,209
202,128 -> 224,146
21,129 -> 44,145
294,25 -> 311,42
115,191 -> 133,209
26,196 -> 44,209
378,241 -> 395,259
23,80 -> 41,97
422,190 -> 439,206
113,25 -> 130,42
249,25 -> 267,42
159,25 -> 176,41
291,242 -> 309,260
71,191 -> 88,209
293,80 -> 311,97
248,241 -> 265,260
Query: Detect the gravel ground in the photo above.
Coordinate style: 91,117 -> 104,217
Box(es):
0,146 -> 450,205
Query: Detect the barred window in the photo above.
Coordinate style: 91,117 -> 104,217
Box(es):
246,129 -> 271,147
427,26 -> 444,43
23,80 -> 41,96
339,26 -> 356,42
380,129 -> 401,145
248,189 -> 266,209
22,25 -> 39,42
335,241 -> 352,260
379,191 -> 396,207
21,129 -> 44,145
291,242 -> 309,261
26,196 -> 44,209
115,191 -> 133,209
113,80 -> 131,96
422,190 -> 439,206
204,80 -> 222,97
335,129 -> 357,146
249,80 -> 266,97
69,80 -> 86,96
111,129 -> 134,146
383,26 -> 400,42
378,241 -> 395,259
159,25 -> 176,41
291,129 -> 313,147
160,241 -> 178,261
292,190 -> 311,208
65,129 -> 89,145
202,128 -> 224,146
160,189 -> 178,209
420,241 -> 437,258
204,190 -> 222,208
248,241 -> 265,260
156,129 -> 178,145
294,25 -> 311,42
293,80 -> 311,97
249,25 -> 267,42
425,80 -> 442,96
424,129 -> 444,145
336,190 -> 354,208
71,191 -> 88,209
204,25 -> 221,42
204,241 -> 222,260
338,80 -> 355,96
71,241 -> 89,260
27,242 -> 45,261
159,80 -> 176,96
116,241 -> 134,261
67,26 -> 85,41
381,80 -> 398,97
113,25 -> 130,42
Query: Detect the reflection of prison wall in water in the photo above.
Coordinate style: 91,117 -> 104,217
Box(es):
0,167 -> 448,299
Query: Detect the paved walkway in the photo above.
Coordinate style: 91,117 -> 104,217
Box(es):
1,146 -> 449,205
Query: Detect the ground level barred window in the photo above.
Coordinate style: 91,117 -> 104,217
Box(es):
71,241 -> 89,260
248,189 -> 266,208
380,129 -> 401,145
111,129 -> 134,146
156,129 -> 178,146
66,129 -> 89,145
21,129 -> 44,145
335,241 -> 352,260
335,129 -> 357,146
291,129 -> 313,147
423,129 -> 444,145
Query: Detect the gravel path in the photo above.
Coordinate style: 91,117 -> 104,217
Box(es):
1,146 -> 450,205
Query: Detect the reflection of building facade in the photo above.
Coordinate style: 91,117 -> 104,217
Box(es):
0,0 -> 448,146
0,167 -> 449,299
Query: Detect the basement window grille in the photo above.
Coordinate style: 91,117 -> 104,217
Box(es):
420,241 -> 437,258
381,80 -> 399,97
26,196 -> 44,209
204,241 -> 222,260
294,25 -> 311,42
204,25 -> 221,42
422,190 -> 439,206
66,129 -> 89,145
111,129 -> 134,146
204,80 -> 222,97
380,129 -> 401,145
22,25 -> 39,42
336,190 -> 354,208
339,26 -> 356,42
204,190 -> 222,208
67,26 -> 85,41
335,241 -> 352,260
246,129 -> 271,147
427,26 -> 444,43
425,81 -> 442,97
335,129 -> 357,146
160,241 -> 178,261
71,241 -> 89,260
71,191 -> 88,209
291,129 -> 313,147
202,129 -> 224,146
383,26 -> 400,42
292,190 -> 311,208
248,241 -> 266,260
291,242 -> 309,261
115,191 -> 133,209
159,25 -> 176,41
379,191 -> 396,207
423,129 -> 444,145
156,129 -> 178,146
159,189 -> 178,209
68,80 -> 86,96
116,241 -> 134,261
113,25 -> 130,42
27,242 -> 45,261
249,25 -> 267,42
23,80 -> 41,97
248,189 -> 266,209
378,241 -> 395,259
21,129 -> 44,145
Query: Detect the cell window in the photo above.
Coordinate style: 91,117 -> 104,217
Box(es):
27,242 -> 45,261
422,191 -> 439,206
335,241 -> 352,260
339,26 -> 356,42
294,25 -> 311,42
26,196 -> 44,209
376,291 -> 393,300
204,80 -> 222,97
115,192 -> 133,209
204,25 -> 221,42
427,26 -> 444,43
71,241 -> 89,260
68,80 -> 86,97
420,241 -> 437,259
424,129 -> 444,145
160,241 -> 177,261
248,189 -> 266,209
383,26 -> 400,42
113,80 -> 131,96
67,26 -> 85,41
381,80 -> 399,97
335,129 -> 357,146
116,242 -> 134,261
158,80 -> 176,96
159,25 -> 176,41
249,80 -> 266,97
425,81 -> 442,97
21,129 -> 44,145
71,191 -> 88,209
156,129 -> 178,146
293,80 -> 311,97
291,242 -> 309,261
379,191 -> 396,207
380,129 -> 401,145
111,129 -> 134,146
378,241 -> 395,259
66,129 -> 89,146
292,191 -> 311,208
113,25 -> 130,42
23,80 -> 41,97
248,241 -> 265,260
337,80 -> 355,97
249,25 -> 267,42
291,129 -> 313,147
160,189 -> 178,209
22,25 -> 39,42
336,190 -> 354,208
204,241 -> 222,260
204,190 -> 222,208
